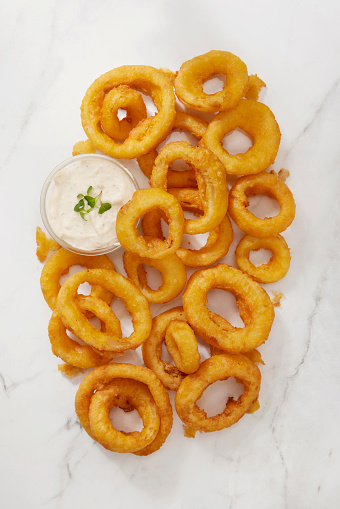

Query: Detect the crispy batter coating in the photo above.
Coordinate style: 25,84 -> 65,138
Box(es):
142,307 -> 198,391
235,234 -> 291,283
245,74 -> 266,100
200,99 -> 281,176
142,191 -> 234,268
175,353 -> 261,432
75,363 -> 173,455
72,139 -> 95,156
116,188 -> 184,259
58,364 -> 83,377
49,295 -> 122,368
272,291 -> 285,307
174,50 -> 248,112
57,268 -> 152,353
183,264 -> 274,353
123,251 -> 187,304
228,171 -> 296,237
36,227 -> 60,262
81,65 -> 176,159
165,320 -> 200,374
137,111 -> 208,187
40,248 -> 115,311
150,142 -> 228,235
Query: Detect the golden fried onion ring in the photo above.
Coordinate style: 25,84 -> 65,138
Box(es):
57,268 -> 152,353
174,50 -> 248,113
235,234 -> 291,283
81,65 -> 176,159
142,307 -> 198,391
175,353 -> 261,432
182,264 -> 274,353
40,248 -> 115,311
116,188 -> 184,259
228,171 -> 296,237
75,363 -> 173,455
150,142 -> 228,235
165,320 -> 200,374
177,215 -> 233,267
137,111 -> 208,187
88,380 -> 160,454
200,99 -> 281,175
100,85 -> 147,141
142,188 -> 234,267
48,295 -> 122,368
123,251 -> 187,304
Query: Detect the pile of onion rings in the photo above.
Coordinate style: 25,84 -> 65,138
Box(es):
38,50 -> 296,455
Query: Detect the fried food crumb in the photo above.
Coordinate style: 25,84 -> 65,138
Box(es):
244,349 -> 265,365
270,168 -> 290,182
247,400 -> 260,414
272,291 -> 285,307
245,74 -> 266,100
58,363 -> 84,377
36,226 -> 60,262
184,426 -> 197,438
72,139 -> 95,156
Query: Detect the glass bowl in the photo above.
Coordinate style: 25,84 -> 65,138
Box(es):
40,153 -> 139,256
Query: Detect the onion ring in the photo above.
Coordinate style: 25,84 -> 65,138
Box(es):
137,111 -> 208,187
176,214 -> 233,267
81,65 -> 176,159
57,268 -> 152,353
235,234 -> 291,283
142,307 -> 198,391
150,142 -> 228,234
40,248 -> 115,311
89,380 -> 160,454
100,85 -> 147,141
182,264 -> 274,353
75,363 -> 173,455
123,251 -> 187,304
228,171 -> 296,237
165,320 -> 200,374
116,188 -> 184,259
174,50 -> 248,112
200,99 -> 281,175
141,194 -> 234,267
175,353 -> 261,432
48,295 -> 122,368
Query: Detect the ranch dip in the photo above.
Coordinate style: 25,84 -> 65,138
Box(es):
46,156 -> 136,252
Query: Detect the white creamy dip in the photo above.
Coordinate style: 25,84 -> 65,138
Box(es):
46,156 -> 136,252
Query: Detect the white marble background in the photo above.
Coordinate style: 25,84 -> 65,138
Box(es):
1,0 -> 340,508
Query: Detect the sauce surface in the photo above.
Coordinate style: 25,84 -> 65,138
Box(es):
46,157 -> 136,251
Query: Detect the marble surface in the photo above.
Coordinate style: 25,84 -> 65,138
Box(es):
1,0 -> 340,508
